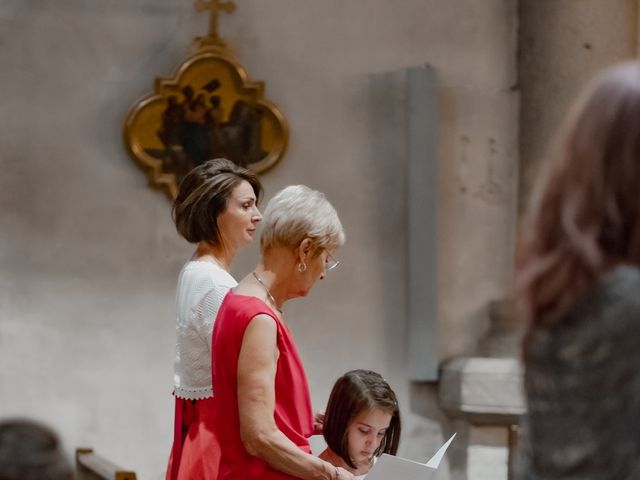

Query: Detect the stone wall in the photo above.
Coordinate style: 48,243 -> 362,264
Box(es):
518,0 -> 638,210
0,1 -> 520,478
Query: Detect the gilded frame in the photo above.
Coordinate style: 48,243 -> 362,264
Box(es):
124,46 -> 288,200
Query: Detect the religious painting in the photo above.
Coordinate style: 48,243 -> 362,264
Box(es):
123,1 -> 288,200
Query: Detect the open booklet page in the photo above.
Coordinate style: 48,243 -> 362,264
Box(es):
365,433 -> 456,480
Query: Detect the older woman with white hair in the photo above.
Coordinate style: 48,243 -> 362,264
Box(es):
212,185 -> 353,480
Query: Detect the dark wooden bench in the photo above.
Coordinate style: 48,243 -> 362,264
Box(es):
75,448 -> 137,480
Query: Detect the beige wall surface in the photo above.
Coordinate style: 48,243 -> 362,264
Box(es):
0,1 -> 519,478
518,0 -> 638,210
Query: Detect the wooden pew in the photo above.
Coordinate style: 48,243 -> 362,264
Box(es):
75,448 -> 137,480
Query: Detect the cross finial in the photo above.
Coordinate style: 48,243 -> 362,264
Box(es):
195,0 -> 236,41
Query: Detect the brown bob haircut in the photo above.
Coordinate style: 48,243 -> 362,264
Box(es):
516,62 -> 640,342
323,369 -> 401,468
172,158 -> 263,245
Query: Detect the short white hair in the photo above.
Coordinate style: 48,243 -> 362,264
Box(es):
260,185 -> 345,255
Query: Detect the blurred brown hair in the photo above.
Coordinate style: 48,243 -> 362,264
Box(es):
516,62 -> 640,340
172,158 -> 263,245
0,419 -> 73,480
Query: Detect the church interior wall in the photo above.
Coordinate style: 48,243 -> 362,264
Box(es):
2,1 -> 634,478
518,0 -> 638,209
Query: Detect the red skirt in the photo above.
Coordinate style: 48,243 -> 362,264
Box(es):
166,396 -> 220,480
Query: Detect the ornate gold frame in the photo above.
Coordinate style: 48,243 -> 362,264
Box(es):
123,2 -> 288,200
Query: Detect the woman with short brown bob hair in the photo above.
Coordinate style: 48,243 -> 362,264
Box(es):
167,158 -> 263,480
172,158 -> 263,247
320,370 -> 401,477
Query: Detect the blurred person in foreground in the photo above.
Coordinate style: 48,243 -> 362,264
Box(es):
515,61 -> 640,479
0,419 -> 72,480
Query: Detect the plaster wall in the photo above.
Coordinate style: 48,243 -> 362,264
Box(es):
0,1 -> 518,478
518,0 -> 638,209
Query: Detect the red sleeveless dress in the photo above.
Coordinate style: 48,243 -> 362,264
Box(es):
212,292 -> 314,480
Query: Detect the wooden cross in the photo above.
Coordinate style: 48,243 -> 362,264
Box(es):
195,0 -> 236,40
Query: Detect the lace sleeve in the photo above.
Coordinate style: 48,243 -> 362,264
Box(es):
193,284 -> 232,351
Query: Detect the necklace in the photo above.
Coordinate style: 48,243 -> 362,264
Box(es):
252,271 -> 283,315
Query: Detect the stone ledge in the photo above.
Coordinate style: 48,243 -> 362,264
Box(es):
439,357 -> 525,424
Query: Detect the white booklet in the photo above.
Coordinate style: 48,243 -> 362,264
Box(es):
365,433 -> 456,480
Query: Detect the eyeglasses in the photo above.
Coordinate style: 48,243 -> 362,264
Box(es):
326,252 -> 340,271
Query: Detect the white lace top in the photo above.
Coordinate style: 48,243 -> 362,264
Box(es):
173,260 -> 237,400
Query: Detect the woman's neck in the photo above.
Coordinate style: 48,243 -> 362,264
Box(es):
193,241 -> 234,272
251,248 -> 300,308
251,264 -> 288,312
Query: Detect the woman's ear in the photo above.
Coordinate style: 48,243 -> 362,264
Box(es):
297,238 -> 314,262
